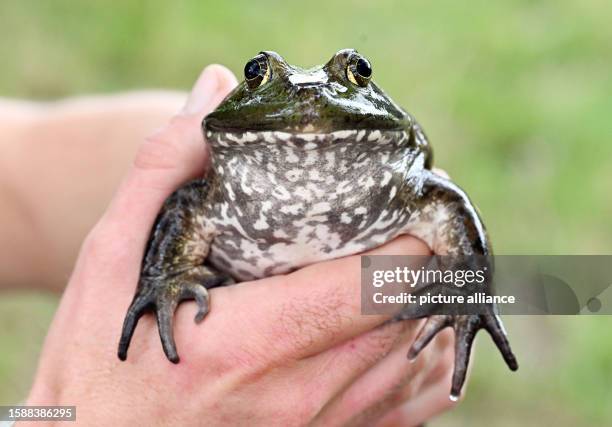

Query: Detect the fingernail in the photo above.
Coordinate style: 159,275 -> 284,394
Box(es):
182,66 -> 220,115
432,167 -> 450,179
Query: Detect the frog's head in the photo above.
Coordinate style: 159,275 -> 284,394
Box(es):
204,49 -> 410,146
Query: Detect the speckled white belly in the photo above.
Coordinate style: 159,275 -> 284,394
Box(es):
204,129 -> 421,281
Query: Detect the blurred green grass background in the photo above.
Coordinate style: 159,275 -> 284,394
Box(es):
1,1 -> 611,425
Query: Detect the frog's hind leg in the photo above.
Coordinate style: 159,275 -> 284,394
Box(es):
117,179 -> 232,363
398,170 -> 518,400
397,281 -> 517,384
407,313 -> 516,400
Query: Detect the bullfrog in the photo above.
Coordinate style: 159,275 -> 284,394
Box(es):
117,49 -> 518,400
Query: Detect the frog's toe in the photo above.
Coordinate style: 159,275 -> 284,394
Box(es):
118,278 -> 211,363
118,268 -> 230,363
407,315 -> 451,361
483,314 -> 519,371
185,282 -> 211,323
448,315 -> 480,401
407,313 -> 518,401
155,289 -> 181,363
118,288 -> 156,361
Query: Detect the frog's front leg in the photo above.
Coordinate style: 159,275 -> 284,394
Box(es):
398,169 -> 518,400
117,179 -> 231,363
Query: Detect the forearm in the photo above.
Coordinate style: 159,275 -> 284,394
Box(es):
0,92 -> 186,292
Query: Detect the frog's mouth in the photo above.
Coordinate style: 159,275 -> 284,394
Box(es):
204,128 -> 408,150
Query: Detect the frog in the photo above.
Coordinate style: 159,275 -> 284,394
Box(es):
117,49 -> 518,400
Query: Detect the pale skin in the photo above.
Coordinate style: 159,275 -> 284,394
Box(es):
2,65 -> 457,426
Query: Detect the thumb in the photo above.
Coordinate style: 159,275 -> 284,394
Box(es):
182,64 -> 238,115
97,64 -> 237,261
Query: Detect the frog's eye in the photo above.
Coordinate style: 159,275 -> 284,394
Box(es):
244,54 -> 270,89
346,54 -> 372,87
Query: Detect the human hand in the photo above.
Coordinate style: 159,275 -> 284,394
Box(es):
26,65 -> 456,426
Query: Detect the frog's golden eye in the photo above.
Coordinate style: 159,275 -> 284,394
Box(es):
244,54 -> 270,89
346,54 -> 372,87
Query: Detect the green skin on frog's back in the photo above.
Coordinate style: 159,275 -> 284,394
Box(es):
118,49 -> 518,400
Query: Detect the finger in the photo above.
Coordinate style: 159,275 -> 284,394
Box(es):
80,65 -> 236,282
304,320 -> 420,426
105,64 -> 237,226
375,358 -> 456,427
432,167 -> 450,179
182,64 -> 238,115
196,235 -> 431,366
313,323 -> 453,426
297,320 -> 415,420
375,332 -> 455,427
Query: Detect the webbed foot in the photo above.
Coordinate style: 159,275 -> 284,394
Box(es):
118,266 -> 231,363
406,312 -> 518,401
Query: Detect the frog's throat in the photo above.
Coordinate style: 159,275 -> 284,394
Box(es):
205,129 -> 409,150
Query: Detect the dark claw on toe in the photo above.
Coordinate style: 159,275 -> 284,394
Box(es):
118,290 -> 154,361
484,315 -> 519,371
181,282 -> 212,323
407,315 -> 451,361
118,274 -> 214,363
408,312 -> 518,400
156,295 -> 180,363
